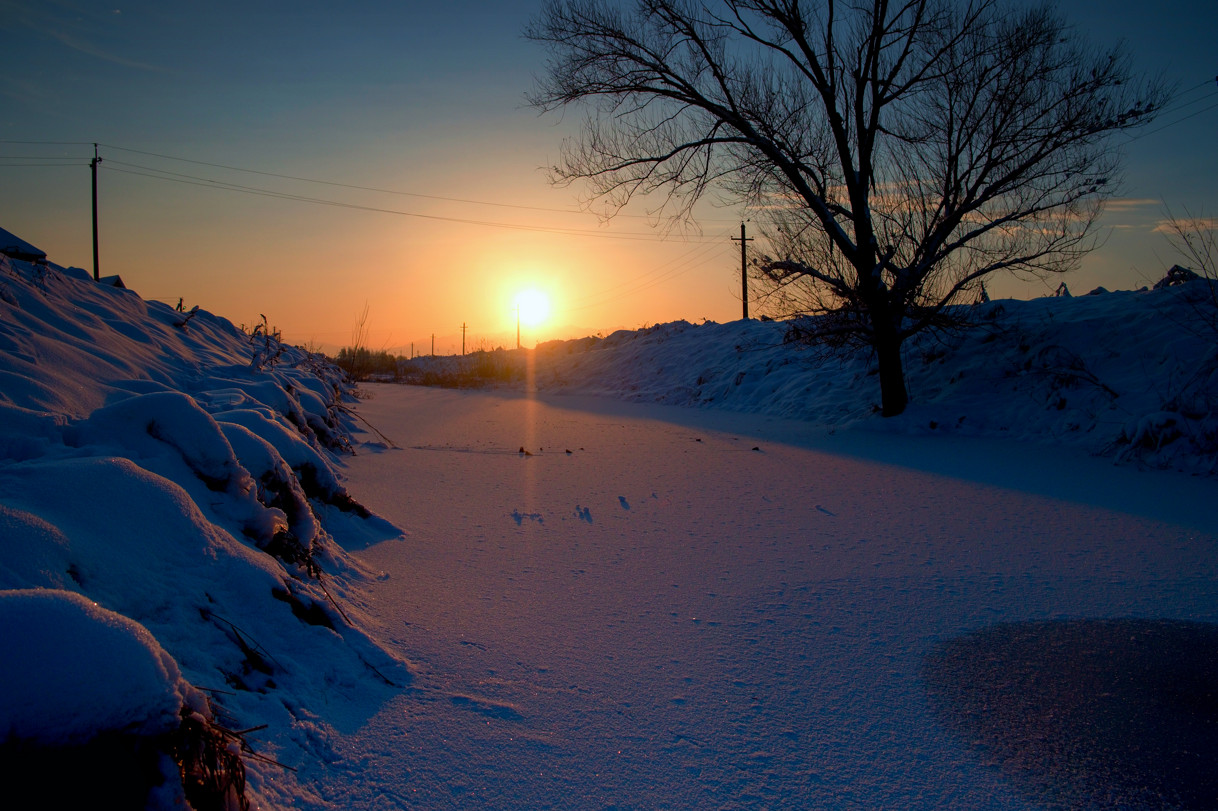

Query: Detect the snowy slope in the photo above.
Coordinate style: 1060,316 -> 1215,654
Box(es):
0,252 -> 410,809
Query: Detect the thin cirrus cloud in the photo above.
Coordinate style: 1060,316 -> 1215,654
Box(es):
1152,216 -> 1217,234
1104,198 -> 1160,214
1,0 -> 166,73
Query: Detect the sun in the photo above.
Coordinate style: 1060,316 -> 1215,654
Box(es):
514,288 -> 552,329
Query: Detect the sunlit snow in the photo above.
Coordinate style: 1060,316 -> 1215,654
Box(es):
1,235 -> 1216,809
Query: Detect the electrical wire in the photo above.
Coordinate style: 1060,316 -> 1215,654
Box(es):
98,142 -> 598,215
100,162 -> 724,242
7,76 -> 1216,232
0,139 -> 94,146
94,141 -> 742,223
1160,78 -> 1215,109
563,236 -> 736,312
564,235 -> 729,307
1114,77 -> 1218,144
1126,97 -> 1218,143
1,136 -> 745,312
609,245 -> 735,302
6,69 -> 1213,309
2,137 -> 737,225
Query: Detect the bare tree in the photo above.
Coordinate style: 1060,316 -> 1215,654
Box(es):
528,0 -> 1167,415
1159,207 -> 1216,284
339,302 -> 372,381
1157,205 -> 1217,336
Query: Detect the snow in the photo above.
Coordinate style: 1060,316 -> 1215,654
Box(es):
0,246 -> 410,807
320,386 -> 1218,810
0,224 -> 46,262
516,288 -> 1218,475
0,588 -> 203,746
1,232 -> 1216,809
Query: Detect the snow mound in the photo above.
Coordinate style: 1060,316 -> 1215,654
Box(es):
0,246 -> 413,808
0,589 -> 204,746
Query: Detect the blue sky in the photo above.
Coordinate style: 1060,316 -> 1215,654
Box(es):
1,0 -> 1214,352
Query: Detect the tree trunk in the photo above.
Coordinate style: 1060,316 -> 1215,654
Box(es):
875,328 -> 908,417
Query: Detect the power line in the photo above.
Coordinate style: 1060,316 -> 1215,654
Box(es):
2,137 -> 739,224
564,237 -> 726,308
99,161 -> 725,243
611,245 -> 735,303
0,139 -> 94,146
563,236 -> 734,312
98,142 -> 596,216
94,141 -> 741,223
1164,78 -> 1216,106
1153,78 -> 1218,119
1116,77 -> 1218,145
9,78 -> 1215,235
1126,97 -> 1218,143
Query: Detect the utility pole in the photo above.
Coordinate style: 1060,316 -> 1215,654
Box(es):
91,144 -> 102,281
731,221 -> 753,320
516,305 -> 521,350
431,334 -> 435,356
461,322 -> 467,356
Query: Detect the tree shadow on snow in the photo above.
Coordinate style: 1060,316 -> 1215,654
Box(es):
924,618 -> 1218,810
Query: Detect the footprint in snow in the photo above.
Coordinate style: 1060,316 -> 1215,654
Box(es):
450,694 -> 524,722
575,505 -> 593,523
511,510 -> 543,526
619,496 -> 631,510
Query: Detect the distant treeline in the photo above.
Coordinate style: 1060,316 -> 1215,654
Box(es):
332,347 -> 402,381
332,345 -> 526,384
331,343 -> 540,386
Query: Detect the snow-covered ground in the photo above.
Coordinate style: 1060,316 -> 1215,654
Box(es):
1,238 -> 1217,809
320,384 -> 1218,810
405,278 -> 1218,477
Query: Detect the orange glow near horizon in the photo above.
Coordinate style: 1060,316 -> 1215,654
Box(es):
0,2 -> 1211,360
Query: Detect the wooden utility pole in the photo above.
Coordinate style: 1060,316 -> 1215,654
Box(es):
731,222 -> 753,319
431,334 -> 435,356
461,322 -> 467,356
91,144 -> 101,281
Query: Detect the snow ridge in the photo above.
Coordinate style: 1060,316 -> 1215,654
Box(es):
0,254 -> 410,808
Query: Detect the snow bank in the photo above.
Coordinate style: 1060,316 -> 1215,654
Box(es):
0,248 -> 412,808
0,589 -> 204,746
404,280 -> 1218,474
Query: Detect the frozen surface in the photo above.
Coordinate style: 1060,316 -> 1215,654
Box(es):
315,385 -> 1218,810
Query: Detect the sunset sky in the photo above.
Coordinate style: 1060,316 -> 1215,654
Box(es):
2,0 -> 1214,354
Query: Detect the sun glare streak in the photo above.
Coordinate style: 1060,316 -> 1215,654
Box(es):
523,350 -> 538,527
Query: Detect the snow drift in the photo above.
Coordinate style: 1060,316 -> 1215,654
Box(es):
0,251 -> 409,808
